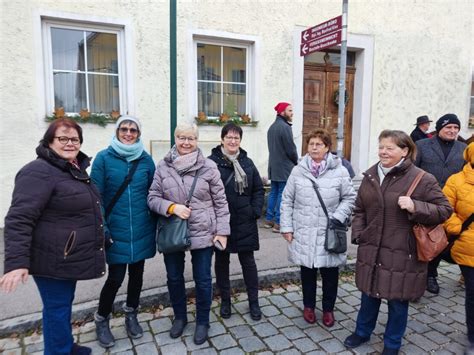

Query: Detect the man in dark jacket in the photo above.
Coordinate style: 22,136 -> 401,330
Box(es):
415,113 -> 467,294
264,102 -> 298,232
410,115 -> 433,142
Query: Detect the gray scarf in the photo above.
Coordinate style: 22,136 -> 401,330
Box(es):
221,147 -> 248,195
170,145 -> 200,176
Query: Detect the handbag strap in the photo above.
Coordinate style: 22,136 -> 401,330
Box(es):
462,213 -> 474,233
185,169 -> 201,207
311,181 -> 329,219
105,160 -> 139,218
406,170 -> 426,197
224,172 -> 235,187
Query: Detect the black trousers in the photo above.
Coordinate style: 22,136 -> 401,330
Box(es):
215,250 -> 259,302
300,266 -> 339,312
97,260 -> 145,317
460,265 -> 474,344
427,247 -> 456,278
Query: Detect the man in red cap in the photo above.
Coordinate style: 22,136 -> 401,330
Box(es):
264,102 -> 298,232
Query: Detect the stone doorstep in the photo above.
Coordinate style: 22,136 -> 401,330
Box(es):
0,261 -> 356,336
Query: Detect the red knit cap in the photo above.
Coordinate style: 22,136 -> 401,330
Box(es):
274,102 -> 291,114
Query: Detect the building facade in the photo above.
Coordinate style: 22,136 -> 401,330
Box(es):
0,0 -> 473,226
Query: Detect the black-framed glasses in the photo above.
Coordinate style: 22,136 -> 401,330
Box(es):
55,136 -> 81,145
119,127 -> 139,134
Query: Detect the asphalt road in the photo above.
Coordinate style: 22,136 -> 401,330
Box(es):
0,222 -> 357,321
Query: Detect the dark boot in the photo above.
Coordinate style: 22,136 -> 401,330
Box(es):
71,343 -> 92,355
220,298 -> 232,319
94,312 -> 115,348
381,347 -> 399,355
170,318 -> 187,338
249,300 -> 262,321
343,333 -> 370,348
123,304 -> 143,339
427,276 -> 440,294
194,324 -> 209,345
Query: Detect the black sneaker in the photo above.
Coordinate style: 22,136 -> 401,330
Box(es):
249,300 -> 262,321
343,333 -> 370,348
427,276 -> 440,294
194,324 -> 209,345
170,319 -> 187,338
220,298 -> 232,319
382,347 -> 399,355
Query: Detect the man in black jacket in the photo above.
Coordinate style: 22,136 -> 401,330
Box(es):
410,115 -> 433,142
264,102 -> 298,232
415,113 -> 467,294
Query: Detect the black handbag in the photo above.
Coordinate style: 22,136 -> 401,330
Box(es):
311,181 -> 348,254
156,169 -> 201,254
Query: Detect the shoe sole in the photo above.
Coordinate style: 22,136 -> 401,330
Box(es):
127,331 -> 143,339
220,313 -> 232,319
250,314 -> 262,321
344,338 -> 370,348
98,341 -> 115,348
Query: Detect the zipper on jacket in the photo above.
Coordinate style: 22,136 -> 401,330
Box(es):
127,162 -> 134,261
64,231 -> 76,259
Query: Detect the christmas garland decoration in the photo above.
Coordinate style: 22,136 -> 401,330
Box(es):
333,89 -> 349,107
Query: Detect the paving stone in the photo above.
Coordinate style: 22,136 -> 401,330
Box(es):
424,330 -> 451,345
263,334 -> 292,351
253,322 -> 279,337
0,338 -> 20,350
318,338 -> 345,353
184,336 -> 209,351
23,333 -> 43,345
208,322 -> 227,337
242,312 -> 266,325
336,302 -> 355,314
191,348 -> 218,355
285,285 -> 300,292
111,326 -> 128,340
182,322 -> 196,337
281,306 -> 302,318
210,334 -> 238,350
150,316 -> 172,333
280,325 -> 305,340
260,305 -> 280,317
399,343 -> 428,355
137,312 -> 154,322
292,316 -> 315,329
331,328 -> 352,342
405,333 -> 439,351
279,349 -> 302,355
342,295 -> 360,306
25,343 -> 44,353
2,349 -> 22,355
221,314 -> 246,327
284,291 -> 302,302
268,295 -> 292,308
258,297 -> 271,307
447,311 -> 465,323
229,325 -> 253,339
429,321 -> 457,334
158,307 -> 175,317
304,326 -> 332,343
132,331 -> 154,346
268,314 -> 293,328
238,336 -> 266,352
233,302 -> 249,314
134,342 -> 159,355
109,338 -> 133,353
155,331 -> 181,346
293,337 -> 318,352
407,319 -> 431,333
258,290 -> 271,297
219,347 -> 245,355
79,341 -> 107,354
112,351 -> 134,355
160,340 -> 187,355
272,287 -> 286,294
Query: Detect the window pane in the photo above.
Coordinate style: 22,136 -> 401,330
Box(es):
197,44 -> 221,81
86,32 -> 118,73
198,82 -> 221,117
223,83 -> 246,115
223,47 -> 246,82
51,28 -> 85,71
53,72 -> 86,112
88,74 -> 120,113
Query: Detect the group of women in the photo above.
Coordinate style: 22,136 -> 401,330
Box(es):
0,116 -> 473,355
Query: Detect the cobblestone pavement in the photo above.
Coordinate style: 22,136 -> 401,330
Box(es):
0,263 -> 468,354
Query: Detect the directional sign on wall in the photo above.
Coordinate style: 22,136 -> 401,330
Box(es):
300,15 -> 342,56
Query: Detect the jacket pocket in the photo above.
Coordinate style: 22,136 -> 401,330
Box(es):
63,231 -> 77,259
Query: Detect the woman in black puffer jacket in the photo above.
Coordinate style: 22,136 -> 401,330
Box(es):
208,123 -> 265,321
0,118 -> 106,355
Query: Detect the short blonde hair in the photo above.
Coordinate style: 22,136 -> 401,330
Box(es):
174,123 -> 199,139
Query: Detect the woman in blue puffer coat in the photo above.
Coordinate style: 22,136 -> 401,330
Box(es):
91,116 -> 156,349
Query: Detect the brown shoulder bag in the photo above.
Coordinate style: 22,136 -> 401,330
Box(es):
406,171 -> 448,262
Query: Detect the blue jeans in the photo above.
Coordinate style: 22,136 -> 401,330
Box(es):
265,181 -> 286,224
355,293 -> 409,350
163,247 -> 213,325
33,276 -> 77,355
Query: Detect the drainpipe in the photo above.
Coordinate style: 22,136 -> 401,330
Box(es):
170,0 -> 177,147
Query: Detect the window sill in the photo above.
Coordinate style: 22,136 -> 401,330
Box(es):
195,118 -> 259,127
45,114 -> 118,127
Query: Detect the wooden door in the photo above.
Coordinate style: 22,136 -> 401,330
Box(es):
302,64 -> 355,160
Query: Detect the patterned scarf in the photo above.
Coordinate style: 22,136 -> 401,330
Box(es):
170,145 -> 200,175
307,154 -> 328,178
221,147 -> 248,195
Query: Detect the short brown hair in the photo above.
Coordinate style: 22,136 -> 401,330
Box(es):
42,118 -> 83,147
378,130 -> 417,161
305,128 -> 332,150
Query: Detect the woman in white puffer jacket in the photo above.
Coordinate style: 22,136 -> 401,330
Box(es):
280,128 -> 356,328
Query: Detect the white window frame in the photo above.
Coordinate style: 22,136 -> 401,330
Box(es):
188,30 -> 261,122
41,18 -> 129,116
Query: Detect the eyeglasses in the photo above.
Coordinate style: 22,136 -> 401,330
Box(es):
55,136 -> 81,145
119,127 -> 139,134
308,143 -> 326,148
176,136 -> 196,142
224,136 -> 241,142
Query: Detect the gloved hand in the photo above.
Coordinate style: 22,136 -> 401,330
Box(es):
329,218 -> 345,229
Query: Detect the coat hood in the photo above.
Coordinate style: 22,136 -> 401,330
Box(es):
464,143 -> 474,165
